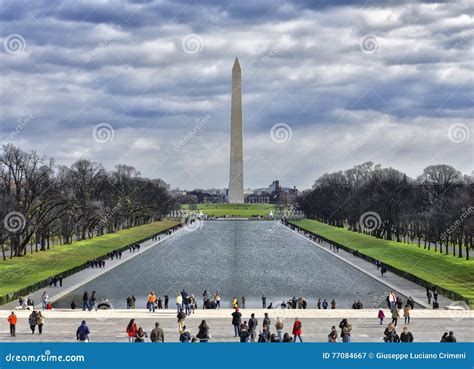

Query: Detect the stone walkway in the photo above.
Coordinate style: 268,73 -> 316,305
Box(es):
0,226 -> 187,310
1,309 -> 472,343
280,222 -> 455,309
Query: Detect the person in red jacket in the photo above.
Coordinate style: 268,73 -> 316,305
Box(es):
292,318 -> 303,342
7,312 -> 17,337
126,319 -> 138,343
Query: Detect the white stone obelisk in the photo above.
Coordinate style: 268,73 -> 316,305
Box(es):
228,57 -> 244,203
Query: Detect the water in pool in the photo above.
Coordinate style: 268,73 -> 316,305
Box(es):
56,221 -> 406,309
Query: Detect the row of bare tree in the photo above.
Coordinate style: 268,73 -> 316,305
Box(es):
0,144 -> 175,260
298,162 -> 473,260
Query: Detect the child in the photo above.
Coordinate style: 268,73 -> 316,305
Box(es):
378,309 -> 385,325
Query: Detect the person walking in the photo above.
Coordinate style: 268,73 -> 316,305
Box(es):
59,275 -> 63,287
426,288 -> 432,305
231,308 -> 242,337
241,296 -> 246,309
37,311 -> 45,334
275,317 -> 284,342
262,295 -> 266,309
89,291 -> 97,311
231,297 -> 238,309
41,292 -> 48,311
76,320 -> 90,342
391,307 -> 400,326
196,320 -> 210,342
331,299 -> 336,309
248,313 -> 258,342
176,293 -> 183,313
400,326 -> 414,342
322,299 -> 328,309
82,291 -> 89,311
263,312 -> 271,329
403,305 -> 411,324
177,309 -> 186,333
215,291 -> 221,309
378,309 -> 385,325
150,322 -> 164,342
126,319 -> 138,343
147,291 -> 156,312
164,295 -> 169,309
7,312 -> 17,337
28,311 -> 38,334
292,318 -> 303,343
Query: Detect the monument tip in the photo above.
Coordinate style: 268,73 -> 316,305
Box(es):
233,57 -> 240,70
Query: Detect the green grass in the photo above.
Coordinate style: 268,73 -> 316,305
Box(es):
0,220 -> 180,298
181,203 -> 280,217
290,219 -> 474,303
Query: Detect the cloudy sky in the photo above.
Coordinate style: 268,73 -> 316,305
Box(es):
0,0 -> 472,190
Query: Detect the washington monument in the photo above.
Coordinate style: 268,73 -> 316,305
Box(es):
228,57 -> 244,203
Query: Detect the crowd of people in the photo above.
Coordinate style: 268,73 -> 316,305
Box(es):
5,310 -> 461,343
88,259 -> 105,268
47,275 -> 63,287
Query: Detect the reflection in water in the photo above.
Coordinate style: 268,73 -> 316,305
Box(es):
56,221 -> 405,309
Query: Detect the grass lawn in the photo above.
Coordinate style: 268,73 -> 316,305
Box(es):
181,203 -> 280,217
290,219 -> 474,304
0,220 -> 179,298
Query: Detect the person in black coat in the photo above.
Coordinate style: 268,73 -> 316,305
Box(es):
231,308 -> 242,337
196,320 -> 210,342
400,326 -> 414,342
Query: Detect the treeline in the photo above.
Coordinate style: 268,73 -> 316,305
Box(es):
0,144 -> 175,259
299,162 -> 473,260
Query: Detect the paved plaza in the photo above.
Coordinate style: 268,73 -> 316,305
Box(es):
1,309 -> 472,343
